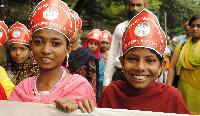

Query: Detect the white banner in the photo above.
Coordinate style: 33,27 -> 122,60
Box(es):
0,101 -> 190,116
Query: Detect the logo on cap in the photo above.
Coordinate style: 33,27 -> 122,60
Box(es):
12,29 -> 21,38
134,22 -> 150,37
0,31 -> 2,38
43,7 -> 59,20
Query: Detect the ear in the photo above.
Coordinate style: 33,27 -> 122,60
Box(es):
66,45 -> 71,56
119,56 -> 124,66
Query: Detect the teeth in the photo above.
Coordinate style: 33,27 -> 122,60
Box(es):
42,57 -> 52,62
133,75 -> 148,80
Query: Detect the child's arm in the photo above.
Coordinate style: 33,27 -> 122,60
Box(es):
55,98 -> 95,113
55,98 -> 78,113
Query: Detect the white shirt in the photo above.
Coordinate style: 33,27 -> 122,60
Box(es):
103,20 -> 129,86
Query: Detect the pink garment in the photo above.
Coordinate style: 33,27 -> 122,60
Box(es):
9,69 -> 96,104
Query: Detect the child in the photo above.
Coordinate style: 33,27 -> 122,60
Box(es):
66,10 -> 99,97
9,0 -> 95,113
98,9 -> 191,114
0,21 -> 8,65
84,29 -> 105,97
0,21 -> 14,97
4,22 -> 39,85
100,30 -> 112,63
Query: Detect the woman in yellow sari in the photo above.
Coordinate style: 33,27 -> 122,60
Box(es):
167,13 -> 200,114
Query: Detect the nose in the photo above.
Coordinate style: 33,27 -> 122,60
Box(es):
16,49 -> 21,56
41,43 -> 51,55
135,60 -> 145,72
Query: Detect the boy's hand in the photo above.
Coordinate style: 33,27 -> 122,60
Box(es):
78,99 -> 95,113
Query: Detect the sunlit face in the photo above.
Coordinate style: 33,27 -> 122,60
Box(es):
189,18 -> 200,40
120,48 -> 162,89
128,0 -> 146,17
31,29 -> 69,70
9,43 -> 31,64
87,40 -> 99,53
100,41 -> 111,53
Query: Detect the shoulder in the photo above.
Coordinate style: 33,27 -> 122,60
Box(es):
66,73 -> 91,85
15,76 -> 35,87
115,20 -> 129,30
156,83 -> 182,97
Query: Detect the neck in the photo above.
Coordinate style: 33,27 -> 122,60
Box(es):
37,66 -> 63,91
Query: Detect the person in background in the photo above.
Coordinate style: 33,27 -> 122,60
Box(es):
166,13 -> 200,114
9,0 -> 95,113
83,29 -> 105,98
67,10 -> 99,98
104,0 -> 148,87
0,21 -> 8,66
100,30 -> 112,63
4,22 -> 39,85
0,21 -> 14,97
98,9 -> 190,114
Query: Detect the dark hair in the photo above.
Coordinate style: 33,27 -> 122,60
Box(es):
188,13 -> 200,26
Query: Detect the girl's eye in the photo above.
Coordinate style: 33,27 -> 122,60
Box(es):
52,41 -> 62,47
10,47 -> 16,51
127,56 -> 138,62
146,58 -> 156,63
33,39 -> 43,45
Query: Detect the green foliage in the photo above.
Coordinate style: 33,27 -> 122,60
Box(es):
159,0 -> 200,37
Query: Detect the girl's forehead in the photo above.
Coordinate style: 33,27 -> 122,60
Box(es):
126,47 -> 157,55
33,29 -> 66,40
10,43 -> 29,48
88,39 -> 98,43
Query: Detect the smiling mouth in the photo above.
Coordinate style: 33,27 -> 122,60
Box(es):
41,57 -> 53,63
130,74 -> 148,81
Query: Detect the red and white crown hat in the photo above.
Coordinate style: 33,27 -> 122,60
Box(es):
101,30 -> 112,42
70,9 -> 82,31
8,22 -> 31,45
87,29 -> 102,42
29,0 -> 76,42
0,21 -> 8,46
129,0 -> 148,3
122,9 -> 166,57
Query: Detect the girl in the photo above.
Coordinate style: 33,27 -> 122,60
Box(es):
4,22 -> 39,85
9,0 -> 95,113
100,30 -> 112,63
167,13 -> 200,114
98,9 -> 190,114
83,29 -> 105,97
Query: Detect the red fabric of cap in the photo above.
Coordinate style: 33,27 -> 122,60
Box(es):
0,21 -> 8,46
122,9 -> 166,57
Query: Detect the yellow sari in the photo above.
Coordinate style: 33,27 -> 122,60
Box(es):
175,37 -> 200,114
0,66 -> 15,97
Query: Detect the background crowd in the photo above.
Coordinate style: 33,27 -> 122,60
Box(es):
0,0 -> 200,115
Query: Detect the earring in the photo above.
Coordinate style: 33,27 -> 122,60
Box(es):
65,54 -> 69,67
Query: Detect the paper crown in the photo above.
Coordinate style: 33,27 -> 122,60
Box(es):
70,9 -> 82,31
29,0 -> 76,42
101,30 -> 112,42
0,21 -> 8,46
122,9 -> 166,57
8,22 -> 31,45
87,29 -> 102,42
129,0 -> 148,3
